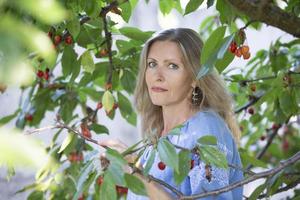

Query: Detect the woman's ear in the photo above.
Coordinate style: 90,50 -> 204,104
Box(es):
191,80 -> 197,88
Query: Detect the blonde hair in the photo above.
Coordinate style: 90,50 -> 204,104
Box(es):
134,28 -> 241,143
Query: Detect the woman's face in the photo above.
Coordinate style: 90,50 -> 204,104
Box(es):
145,40 -> 194,107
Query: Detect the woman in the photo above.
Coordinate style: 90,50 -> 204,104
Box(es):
100,28 -> 243,199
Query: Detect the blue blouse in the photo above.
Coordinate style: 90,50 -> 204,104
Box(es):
127,109 -> 244,200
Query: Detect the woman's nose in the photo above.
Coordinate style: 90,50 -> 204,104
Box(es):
153,65 -> 165,82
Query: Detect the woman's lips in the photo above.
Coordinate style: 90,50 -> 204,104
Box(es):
151,87 -> 168,92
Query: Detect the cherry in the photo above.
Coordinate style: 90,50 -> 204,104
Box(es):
260,135 -> 266,141
272,123 -> 280,130
250,84 -> 256,92
158,161 -> 166,170
97,102 -> 103,110
44,72 -> 49,81
54,35 -> 62,45
243,52 -> 251,60
116,186 -> 128,195
247,107 -> 254,115
65,35 -> 73,45
96,176 -> 104,185
81,123 -> 91,138
241,45 -> 249,54
25,114 -> 33,122
37,70 -> 44,78
190,160 -> 195,169
229,42 -> 237,53
235,48 -> 242,57
78,194 -> 85,200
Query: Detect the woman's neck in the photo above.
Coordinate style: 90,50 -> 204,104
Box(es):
160,104 -> 197,136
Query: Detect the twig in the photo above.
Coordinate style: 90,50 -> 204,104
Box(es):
131,166 -> 183,197
180,151 -> 300,199
234,92 -> 264,113
258,178 -> 300,199
25,125 -> 57,134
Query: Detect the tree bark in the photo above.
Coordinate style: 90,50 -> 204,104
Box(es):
227,0 -> 300,38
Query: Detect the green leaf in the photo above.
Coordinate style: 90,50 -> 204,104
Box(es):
248,183 -> 266,200
13,0 -> 67,24
119,27 -> 154,42
120,1 -> 132,23
143,149 -> 156,176
72,160 -> 95,200
159,0 -> 174,15
240,152 -> 267,168
216,0 -> 234,24
184,0 -> 204,15
117,92 -> 137,126
217,34 -> 235,59
201,26 -> 226,65
81,50 -> 95,73
168,124 -> 184,136
198,144 -> 228,168
0,109 -> 20,126
197,135 -> 217,145
106,148 -> 127,166
215,48 -> 234,73
174,150 -> 190,185
121,70 -> 136,94
129,0 -> 138,10
279,89 -> 298,116
62,46 -> 78,77
100,172 -> 117,200
124,173 -> 147,195
102,90 -> 114,112
67,18 -> 81,38
90,124 -> 109,134
27,191 -> 44,200
157,138 -> 179,172
0,128 -> 56,169
197,51 -> 217,79
58,133 -> 74,153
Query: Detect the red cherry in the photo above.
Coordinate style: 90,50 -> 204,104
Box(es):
116,186 -> 128,195
190,160 -> 195,169
260,135 -> 266,141
96,176 -> 104,185
44,72 -> 49,81
235,48 -> 242,57
78,194 -> 85,200
65,35 -> 73,45
243,52 -> 251,60
25,114 -> 33,122
272,123 -> 280,130
229,42 -> 237,53
81,123 -> 91,138
247,107 -> 254,115
37,70 -> 44,78
158,161 -> 166,170
54,35 -> 62,45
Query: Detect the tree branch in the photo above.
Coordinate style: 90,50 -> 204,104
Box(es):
180,151 -> 300,199
226,0 -> 300,38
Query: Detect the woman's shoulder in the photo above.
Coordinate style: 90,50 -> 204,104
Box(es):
169,108 -> 234,150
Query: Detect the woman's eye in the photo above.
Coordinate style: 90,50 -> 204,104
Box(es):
169,63 -> 179,69
148,62 -> 156,68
